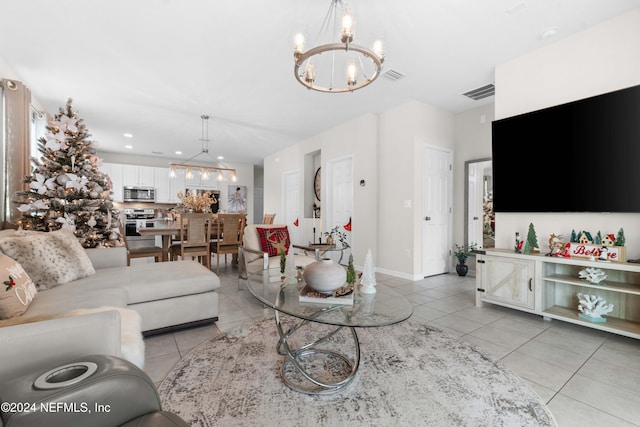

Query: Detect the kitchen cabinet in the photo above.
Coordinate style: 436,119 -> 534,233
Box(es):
154,167 -> 171,203
122,165 -> 155,187
101,162 -> 124,202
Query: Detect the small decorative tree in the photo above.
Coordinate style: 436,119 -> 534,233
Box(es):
346,254 -> 356,287
523,223 -> 538,254
360,249 -> 376,294
615,228 -> 626,246
570,229 -> 578,243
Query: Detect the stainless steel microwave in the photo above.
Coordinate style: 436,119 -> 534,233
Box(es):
123,186 -> 156,202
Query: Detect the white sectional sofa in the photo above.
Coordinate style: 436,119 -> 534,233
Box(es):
0,229 -> 220,380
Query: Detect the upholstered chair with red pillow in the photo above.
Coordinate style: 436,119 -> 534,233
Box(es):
239,224 -> 316,285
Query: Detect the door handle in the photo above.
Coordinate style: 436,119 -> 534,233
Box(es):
425,216 -> 431,221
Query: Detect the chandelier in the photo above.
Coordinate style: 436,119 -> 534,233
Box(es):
169,115 -> 237,182
293,0 -> 385,93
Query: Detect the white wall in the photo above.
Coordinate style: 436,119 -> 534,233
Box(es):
377,101 -> 454,278
494,8 -> 640,259
266,101 -> 455,278
264,114 -> 378,267
452,104 -> 495,248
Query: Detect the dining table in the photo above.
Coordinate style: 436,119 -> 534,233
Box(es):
137,215 -> 222,262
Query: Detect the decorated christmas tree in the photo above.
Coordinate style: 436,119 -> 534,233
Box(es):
14,99 -> 124,248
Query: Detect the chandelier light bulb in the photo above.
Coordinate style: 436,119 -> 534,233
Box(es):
186,168 -> 193,180
294,33 -> 305,59
372,40 -> 385,62
201,169 -> 209,180
347,63 -> 357,87
341,14 -> 354,43
217,170 -> 224,182
169,167 -> 176,178
305,63 -> 316,84
232,171 -> 237,182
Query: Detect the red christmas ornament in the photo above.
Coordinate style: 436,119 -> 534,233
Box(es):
343,217 -> 352,232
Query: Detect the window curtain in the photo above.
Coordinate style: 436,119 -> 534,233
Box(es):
1,79 -> 31,228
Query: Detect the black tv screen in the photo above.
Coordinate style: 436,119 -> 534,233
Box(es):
492,84 -> 640,213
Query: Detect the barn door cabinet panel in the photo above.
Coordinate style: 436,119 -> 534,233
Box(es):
476,252 -> 536,311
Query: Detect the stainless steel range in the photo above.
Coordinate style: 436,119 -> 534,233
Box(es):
124,208 -> 157,249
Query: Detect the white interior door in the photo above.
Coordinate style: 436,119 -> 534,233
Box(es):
282,171 -> 301,244
326,156 -> 353,263
421,146 -> 452,276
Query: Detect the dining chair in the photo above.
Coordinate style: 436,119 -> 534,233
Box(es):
119,222 -> 163,266
172,213 -> 212,269
211,213 -> 246,274
262,213 -> 276,224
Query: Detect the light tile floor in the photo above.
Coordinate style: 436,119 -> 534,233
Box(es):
143,261 -> 640,427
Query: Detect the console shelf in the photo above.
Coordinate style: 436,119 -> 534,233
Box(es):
476,249 -> 640,340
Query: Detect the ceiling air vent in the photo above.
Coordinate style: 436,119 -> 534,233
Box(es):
462,83 -> 495,100
382,69 -> 405,82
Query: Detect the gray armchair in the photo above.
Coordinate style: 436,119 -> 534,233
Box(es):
0,355 -> 188,427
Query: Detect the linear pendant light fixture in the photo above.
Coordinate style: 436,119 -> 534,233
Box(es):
293,0 -> 384,93
169,115 -> 237,182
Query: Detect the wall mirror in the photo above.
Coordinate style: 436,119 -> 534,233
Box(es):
464,158 -> 494,249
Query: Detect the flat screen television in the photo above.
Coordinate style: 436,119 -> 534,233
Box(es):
492,84 -> 640,213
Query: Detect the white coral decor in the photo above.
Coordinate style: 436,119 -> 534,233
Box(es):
578,268 -> 607,284
577,293 -> 614,319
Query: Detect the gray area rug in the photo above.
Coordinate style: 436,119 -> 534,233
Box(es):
158,318 -> 556,426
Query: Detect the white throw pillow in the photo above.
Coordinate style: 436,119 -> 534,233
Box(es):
0,229 -> 96,290
0,254 -> 37,319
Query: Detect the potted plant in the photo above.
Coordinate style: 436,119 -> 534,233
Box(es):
454,243 -> 478,276
324,226 -> 350,249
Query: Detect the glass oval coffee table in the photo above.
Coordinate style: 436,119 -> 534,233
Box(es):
246,270 -> 413,395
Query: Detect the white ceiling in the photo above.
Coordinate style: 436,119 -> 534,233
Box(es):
2,0 -> 639,166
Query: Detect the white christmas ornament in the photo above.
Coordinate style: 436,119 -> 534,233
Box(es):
360,249 -> 377,294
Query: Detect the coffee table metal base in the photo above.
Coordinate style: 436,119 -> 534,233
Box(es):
274,309 -> 360,395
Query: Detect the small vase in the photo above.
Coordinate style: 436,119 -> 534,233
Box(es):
303,258 -> 346,294
456,262 -> 469,277
326,235 -> 335,246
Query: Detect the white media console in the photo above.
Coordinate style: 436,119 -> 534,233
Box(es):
475,249 -> 640,340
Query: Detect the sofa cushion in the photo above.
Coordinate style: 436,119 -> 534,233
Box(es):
256,226 -> 290,256
0,229 -> 95,290
123,260 -> 220,304
0,254 -> 38,319
24,282 -> 127,317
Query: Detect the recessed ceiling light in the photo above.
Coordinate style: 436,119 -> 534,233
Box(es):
506,2 -> 527,15
540,27 -> 559,40
217,156 -> 224,160
175,151 -> 182,155
123,133 -> 133,138
125,145 -> 133,149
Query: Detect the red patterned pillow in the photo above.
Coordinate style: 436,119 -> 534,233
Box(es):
256,227 -> 290,256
